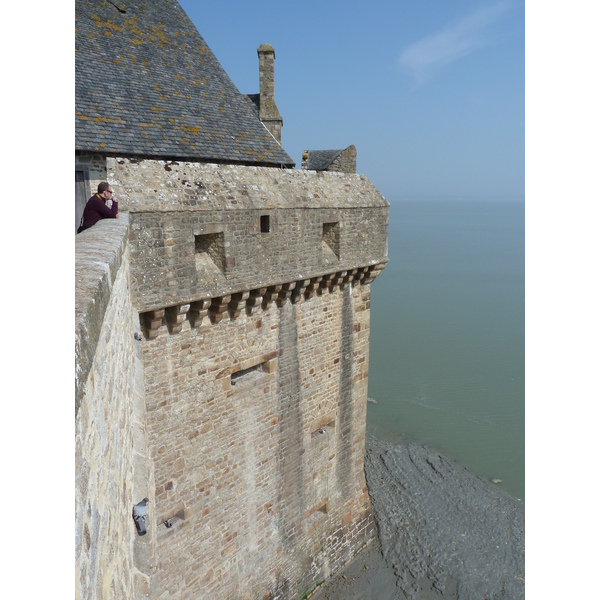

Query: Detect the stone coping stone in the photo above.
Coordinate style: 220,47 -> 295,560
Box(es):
108,159 -> 390,212
75,215 -> 130,417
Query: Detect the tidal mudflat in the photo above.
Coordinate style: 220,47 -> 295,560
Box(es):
311,435 -> 524,600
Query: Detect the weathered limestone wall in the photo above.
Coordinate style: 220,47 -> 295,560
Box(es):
75,216 -> 154,600
141,279 -> 375,599
107,159 -> 388,312
75,158 -> 388,599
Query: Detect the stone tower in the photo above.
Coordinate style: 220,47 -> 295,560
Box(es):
75,2 -> 388,598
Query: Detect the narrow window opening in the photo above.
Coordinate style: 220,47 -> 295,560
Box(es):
195,232 -> 225,272
231,363 -> 262,386
228,354 -> 276,393
322,221 -> 340,259
306,500 -> 329,530
260,215 -> 270,233
230,359 -> 272,388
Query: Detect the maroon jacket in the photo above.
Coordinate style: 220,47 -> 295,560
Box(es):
77,194 -> 118,233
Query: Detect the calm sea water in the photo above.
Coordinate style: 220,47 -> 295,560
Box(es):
367,198 -> 525,501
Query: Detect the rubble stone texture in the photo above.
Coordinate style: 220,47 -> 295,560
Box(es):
75,158 -> 389,599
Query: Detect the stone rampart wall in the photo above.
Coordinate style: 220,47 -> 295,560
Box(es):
107,159 -> 388,312
106,159 -> 388,598
75,216 -> 154,600
74,158 -> 388,599
141,277 -> 375,599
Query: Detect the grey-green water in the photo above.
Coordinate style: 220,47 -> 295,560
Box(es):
367,198 -> 525,501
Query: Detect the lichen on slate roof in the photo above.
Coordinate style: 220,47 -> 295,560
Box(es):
75,0 -> 294,167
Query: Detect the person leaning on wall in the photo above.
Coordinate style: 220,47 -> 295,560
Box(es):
77,182 -> 119,233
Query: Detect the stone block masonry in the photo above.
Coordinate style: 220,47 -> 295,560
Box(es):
115,158 -> 387,599
141,275 -> 376,599
108,158 -> 388,313
76,157 -> 388,599
75,217 -> 154,600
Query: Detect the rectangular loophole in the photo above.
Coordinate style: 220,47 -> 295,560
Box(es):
195,232 -> 225,273
306,500 -> 329,531
316,503 -> 327,515
227,352 -> 277,395
260,215 -> 270,233
231,363 -> 263,386
230,359 -> 272,390
322,221 -> 340,259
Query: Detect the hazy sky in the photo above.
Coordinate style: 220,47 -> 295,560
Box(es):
179,0 -> 524,201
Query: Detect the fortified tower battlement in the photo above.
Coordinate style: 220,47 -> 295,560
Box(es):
111,158 -> 388,316
76,158 -> 389,600
75,2 -> 389,598
109,160 -> 388,599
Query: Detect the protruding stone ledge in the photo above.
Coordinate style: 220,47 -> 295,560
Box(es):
166,304 -> 190,334
144,309 -> 165,339
291,280 -> 310,304
247,288 -> 266,314
229,291 -> 250,318
305,276 -> 323,300
139,262 -> 387,338
262,285 -> 282,309
189,299 -> 210,328
276,282 -> 296,307
209,295 -> 231,324
363,263 -> 386,284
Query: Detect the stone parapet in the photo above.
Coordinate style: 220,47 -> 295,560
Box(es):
107,159 -> 389,313
108,159 -> 389,212
75,215 -> 130,416
75,214 -> 155,600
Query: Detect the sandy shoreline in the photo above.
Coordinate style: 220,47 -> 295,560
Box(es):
311,435 -> 524,599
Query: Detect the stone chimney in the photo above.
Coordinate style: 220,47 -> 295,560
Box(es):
257,44 -> 283,145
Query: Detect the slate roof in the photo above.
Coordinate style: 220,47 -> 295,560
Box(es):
75,0 -> 294,167
303,149 -> 345,171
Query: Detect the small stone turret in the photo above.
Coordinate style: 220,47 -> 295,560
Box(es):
257,44 -> 283,144
302,145 -> 357,174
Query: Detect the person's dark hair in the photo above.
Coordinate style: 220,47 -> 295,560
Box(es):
97,182 -> 110,194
